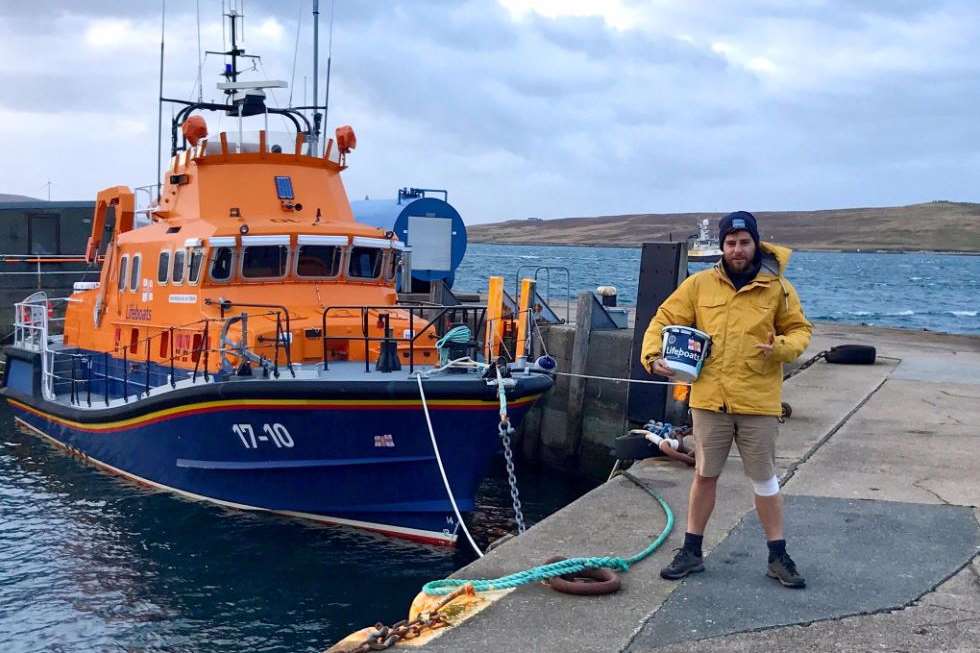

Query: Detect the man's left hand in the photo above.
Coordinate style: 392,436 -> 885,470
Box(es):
755,331 -> 775,357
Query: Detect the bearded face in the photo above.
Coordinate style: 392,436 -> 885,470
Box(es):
722,230 -> 756,273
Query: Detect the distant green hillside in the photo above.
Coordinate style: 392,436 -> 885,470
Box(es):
468,202 -> 980,252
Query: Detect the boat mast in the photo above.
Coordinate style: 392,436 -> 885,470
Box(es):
324,0 -> 334,131
156,0 -> 166,195
311,0 -> 321,155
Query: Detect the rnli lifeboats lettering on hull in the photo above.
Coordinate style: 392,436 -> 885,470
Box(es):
168,294 -> 197,304
125,306 -> 153,321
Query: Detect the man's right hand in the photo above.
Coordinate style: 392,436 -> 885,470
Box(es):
651,358 -> 676,377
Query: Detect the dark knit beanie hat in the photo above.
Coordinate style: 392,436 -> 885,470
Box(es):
719,211 -> 760,245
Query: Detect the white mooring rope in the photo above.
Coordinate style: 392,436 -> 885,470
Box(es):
415,374 -> 485,558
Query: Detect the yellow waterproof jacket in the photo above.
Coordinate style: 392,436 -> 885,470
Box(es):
640,242 -> 812,416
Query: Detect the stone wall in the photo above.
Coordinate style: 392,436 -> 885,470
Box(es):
517,324 -> 637,479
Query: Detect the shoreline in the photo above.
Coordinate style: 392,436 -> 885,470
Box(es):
467,240 -> 980,255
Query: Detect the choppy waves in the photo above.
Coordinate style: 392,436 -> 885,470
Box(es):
458,245 -> 980,335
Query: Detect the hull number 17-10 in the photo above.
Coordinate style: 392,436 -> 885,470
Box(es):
233,423 -> 295,449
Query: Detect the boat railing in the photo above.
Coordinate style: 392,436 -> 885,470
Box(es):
13,292 -> 77,400
320,303 -> 489,373
514,266 -> 571,324
44,316 -> 216,407
133,184 -> 162,214
204,299 -> 296,379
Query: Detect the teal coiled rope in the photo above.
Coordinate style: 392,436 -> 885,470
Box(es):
435,325 -> 472,366
421,471 -> 674,596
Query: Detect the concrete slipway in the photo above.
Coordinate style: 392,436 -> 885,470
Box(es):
412,324 -> 980,653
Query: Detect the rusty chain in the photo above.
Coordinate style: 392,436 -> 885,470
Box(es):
333,586 -> 471,653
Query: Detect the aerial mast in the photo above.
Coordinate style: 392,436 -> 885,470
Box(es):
311,0 -> 322,155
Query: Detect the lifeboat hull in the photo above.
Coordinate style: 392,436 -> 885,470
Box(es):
3,373 -> 550,545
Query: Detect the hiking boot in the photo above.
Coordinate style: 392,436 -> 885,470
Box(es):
660,548 -> 705,580
767,552 -> 806,588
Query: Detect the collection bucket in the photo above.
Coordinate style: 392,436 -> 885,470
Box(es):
660,325 -> 711,382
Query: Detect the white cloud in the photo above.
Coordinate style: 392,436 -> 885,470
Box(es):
83,18 -> 158,52
1,1 -> 979,217
498,0 -> 642,30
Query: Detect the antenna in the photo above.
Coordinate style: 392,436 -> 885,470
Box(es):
205,2 -> 261,106
288,0 -> 303,106
324,0 -> 334,130
312,0 -> 321,155
157,0 -> 166,191
195,0 -> 203,102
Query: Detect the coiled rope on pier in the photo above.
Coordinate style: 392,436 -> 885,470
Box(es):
421,470 -> 674,596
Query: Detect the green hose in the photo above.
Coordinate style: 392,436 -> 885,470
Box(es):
421,471 -> 674,596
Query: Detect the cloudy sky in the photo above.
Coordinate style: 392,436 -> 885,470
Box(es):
1,0 -> 978,222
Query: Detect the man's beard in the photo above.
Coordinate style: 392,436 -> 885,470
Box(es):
724,256 -> 752,272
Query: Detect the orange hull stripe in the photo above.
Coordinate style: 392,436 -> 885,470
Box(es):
7,394 -> 540,434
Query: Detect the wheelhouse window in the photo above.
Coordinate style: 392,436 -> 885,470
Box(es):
157,251 -> 170,284
296,245 -> 342,277
348,247 -> 384,279
296,235 -> 346,278
188,249 -> 203,284
172,249 -> 185,285
117,255 -> 128,291
209,247 -> 234,282
130,254 -> 141,291
241,236 -> 289,279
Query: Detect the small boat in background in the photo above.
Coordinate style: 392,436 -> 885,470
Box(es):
1,6 -> 552,545
687,218 -> 723,263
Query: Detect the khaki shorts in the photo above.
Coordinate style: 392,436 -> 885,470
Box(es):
691,408 -> 779,481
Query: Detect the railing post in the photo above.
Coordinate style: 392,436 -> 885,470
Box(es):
169,327 -> 176,388
122,346 -> 128,403
362,309 -> 370,373
86,355 -> 92,407
273,313 -> 282,379
328,306 -> 330,372
203,320 -> 210,382
409,308 -> 415,374
70,355 -> 77,405
103,351 -> 110,406
145,335 -> 151,397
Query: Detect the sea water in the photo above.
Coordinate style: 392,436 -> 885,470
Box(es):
456,245 -> 980,335
0,411 -> 594,652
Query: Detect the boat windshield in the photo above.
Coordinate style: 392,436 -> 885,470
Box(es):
297,245 -> 342,278
348,247 -> 383,279
242,245 -> 288,279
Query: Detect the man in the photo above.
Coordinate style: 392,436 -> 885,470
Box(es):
640,210 -> 812,588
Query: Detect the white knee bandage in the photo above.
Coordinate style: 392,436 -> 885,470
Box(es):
752,476 -> 780,497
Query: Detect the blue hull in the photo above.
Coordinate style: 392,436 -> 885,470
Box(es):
4,377 -> 545,544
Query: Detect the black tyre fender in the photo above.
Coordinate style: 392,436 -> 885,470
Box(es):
825,345 -> 876,365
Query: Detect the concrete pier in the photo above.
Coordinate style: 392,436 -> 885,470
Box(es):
417,323 -> 980,652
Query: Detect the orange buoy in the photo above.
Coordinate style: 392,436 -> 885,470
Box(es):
336,125 -> 357,154
182,115 -> 208,146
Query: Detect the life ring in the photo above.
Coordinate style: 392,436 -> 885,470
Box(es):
543,556 -> 621,596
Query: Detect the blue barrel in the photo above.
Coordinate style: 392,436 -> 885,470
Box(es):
350,188 -> 467,290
